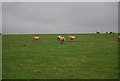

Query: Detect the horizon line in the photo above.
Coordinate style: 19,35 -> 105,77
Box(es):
2,32 -> 118,35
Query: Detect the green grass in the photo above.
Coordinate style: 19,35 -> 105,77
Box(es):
0,35 -> 2,79
2,34 -> 118,79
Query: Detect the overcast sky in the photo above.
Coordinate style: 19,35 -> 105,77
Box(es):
118,1 -> 120,33
0,2 -> 1,32
2,0 -> 120,2
2,2 -> 118,34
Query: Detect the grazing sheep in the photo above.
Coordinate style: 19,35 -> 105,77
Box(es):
33,36 -> 40,40
57,36 -> 62,40
96,31 -> 100,34
59,36 -> 65,44
68,36 -> 75,40
106,31 -> 113,34
106,32 -> 108,34
109,31 -> 112,34
118,36 -> 120,40
0,32 -> 2,35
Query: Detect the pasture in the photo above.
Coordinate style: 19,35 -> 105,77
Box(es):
0,35 -> 2,79
2,34 -> 118,79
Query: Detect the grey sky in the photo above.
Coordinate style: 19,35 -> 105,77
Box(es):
2,2 -> 118,34
0,2 -> 1,32
2,0 -> 120,2
118,1 -> 120,33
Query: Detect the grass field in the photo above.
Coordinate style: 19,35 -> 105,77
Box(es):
2,34 -> 118,79
0,35 -> 2,79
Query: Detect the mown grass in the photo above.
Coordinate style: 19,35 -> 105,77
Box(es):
2,34 -> 118,79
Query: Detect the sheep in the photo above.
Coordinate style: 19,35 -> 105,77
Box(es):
59,36 -> 65,44
106,31 -> 113,34
33,36 -> 40,40
97,31 -> 113,34
118,36 -> 120,40
106,32 -> 108,34
57,36 -> 62,40
0,32 -> 2,35
68,36 -> 75,40
96,31 -> 100,34
109,31 -> 112,34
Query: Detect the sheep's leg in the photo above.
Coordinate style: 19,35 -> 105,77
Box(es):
61,40 -> 64,44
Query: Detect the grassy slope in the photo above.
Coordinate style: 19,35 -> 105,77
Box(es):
2,34 -> 118,79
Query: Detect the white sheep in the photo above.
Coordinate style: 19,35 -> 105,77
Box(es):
0,32 -> 2,35
106,31 -> 113,34
68,36 -> 75,40
57,36 -> 62,40
59,36 -> 65,44
96,31 -> 100,34
33,36 -> 40,40
118,36 -> 120,40
108,31 -> 113,34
